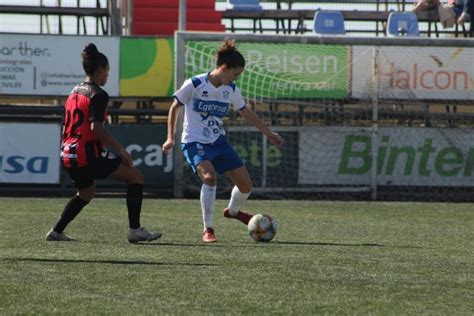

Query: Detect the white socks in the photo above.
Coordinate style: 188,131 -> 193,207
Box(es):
227,186 -> 251,216
200,184 -> 217,229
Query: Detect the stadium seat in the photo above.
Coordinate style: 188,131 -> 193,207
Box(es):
227,0 -> 262,12
132,0 -> 225,35
134,0 -> 213,9
226,0 -> 263,33
387,12 -> 420,37
134,8 -> 223,24
133,22 -> 225,36
313,11 -> 345,35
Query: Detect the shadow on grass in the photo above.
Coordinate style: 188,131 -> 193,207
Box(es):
132,242 -> 227,248
4,258 -> 217,266
273,241 -> 422,248
135,241 -> 421,249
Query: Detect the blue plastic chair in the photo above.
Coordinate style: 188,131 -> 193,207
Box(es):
227,0 -> 263,33
227,0 -> 262,12
313,11 -> 345,35
387,12 -> 420,37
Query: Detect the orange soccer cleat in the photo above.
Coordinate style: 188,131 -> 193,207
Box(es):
202,227 -> 217,243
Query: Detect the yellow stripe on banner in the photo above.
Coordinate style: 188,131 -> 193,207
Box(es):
121,39 -> 173,97
450,48 -> 463,62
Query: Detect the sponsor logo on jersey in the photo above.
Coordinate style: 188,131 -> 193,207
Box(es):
60,153 -> 77,159
193,99 -> 229,118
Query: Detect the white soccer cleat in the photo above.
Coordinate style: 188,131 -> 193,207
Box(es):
127,227 -> 162,243
45,229 -> 77,241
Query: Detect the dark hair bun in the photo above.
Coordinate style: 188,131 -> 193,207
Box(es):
217,38 -> 236,57
215,38 -> 245,69
81,43 -> 108,75
83,43 -> 99,57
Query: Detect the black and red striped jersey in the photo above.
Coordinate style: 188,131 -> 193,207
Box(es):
60,81 -> 109,168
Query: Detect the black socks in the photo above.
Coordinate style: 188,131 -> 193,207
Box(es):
53,196 -> 89,233
127,183 -> 143,229
53,184 -> 143,232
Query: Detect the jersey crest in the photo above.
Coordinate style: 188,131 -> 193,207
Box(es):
222,90 -> 230,100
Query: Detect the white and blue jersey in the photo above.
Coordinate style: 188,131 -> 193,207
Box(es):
173,72 -> 246,144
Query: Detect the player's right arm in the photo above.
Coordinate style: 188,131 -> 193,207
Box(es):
162,99 -> 182,155
162,79 -> 193,155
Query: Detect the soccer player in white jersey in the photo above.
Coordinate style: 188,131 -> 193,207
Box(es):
162,39 -> 284,243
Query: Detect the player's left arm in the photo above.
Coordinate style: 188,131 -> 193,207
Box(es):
239,107 -> 285,149
90,92 -> 133,167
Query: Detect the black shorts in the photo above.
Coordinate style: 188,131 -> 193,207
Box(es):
64,152 -> 122,189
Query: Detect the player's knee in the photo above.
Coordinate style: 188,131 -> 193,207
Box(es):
201,173 -> 217,185
78,187 -> 95,201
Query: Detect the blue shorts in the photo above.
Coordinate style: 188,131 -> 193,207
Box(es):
454,5 -> 463,17
181,135 -> 243,175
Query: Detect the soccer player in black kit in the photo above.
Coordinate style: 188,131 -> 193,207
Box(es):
46,43 -> 161,243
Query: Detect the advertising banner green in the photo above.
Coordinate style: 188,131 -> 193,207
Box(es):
299,126 -> 474,186
120,38 -> 174,97
185,41 -> 349,99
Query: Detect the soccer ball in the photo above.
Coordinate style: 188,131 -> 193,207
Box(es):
247,214 -> 277,242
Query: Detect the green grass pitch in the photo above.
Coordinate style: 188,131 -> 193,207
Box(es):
1,198 -> 473,314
